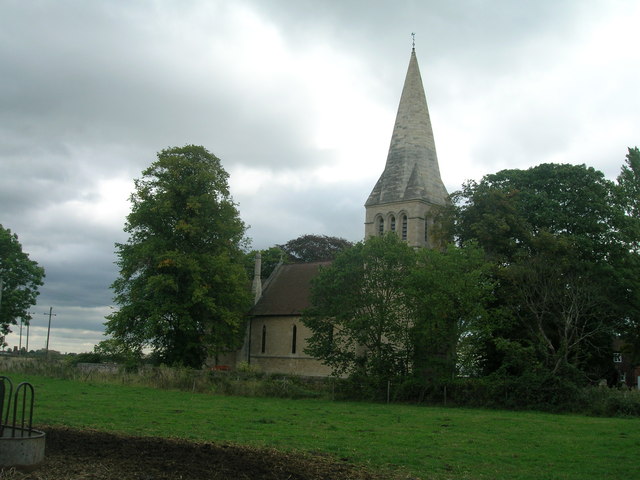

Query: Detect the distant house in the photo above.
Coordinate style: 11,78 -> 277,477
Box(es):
612,338 -> 640,388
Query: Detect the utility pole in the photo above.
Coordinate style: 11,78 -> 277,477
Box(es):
44,307 -> 56,355
25,313 -> 34,353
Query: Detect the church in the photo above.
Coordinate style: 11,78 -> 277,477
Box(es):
234,47 -> 449,376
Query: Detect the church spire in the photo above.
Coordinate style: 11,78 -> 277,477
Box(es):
364,47 -> 449,248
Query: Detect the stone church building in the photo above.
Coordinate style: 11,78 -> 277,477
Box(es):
234,47 -> 449,376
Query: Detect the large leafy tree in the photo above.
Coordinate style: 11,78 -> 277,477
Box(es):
278,234 -> 353,262
302,234 -> 415,381
406,242 -> 494,382
615,147 -> 640,362
245,235 -> 353,283
501,234 -> 615,376
302,234 -> 494,386
105,146 -> 251,367
0,225 -> 45,346
617,147 -> 640,225
453,163 -> 630,379
455,163 -> 623,262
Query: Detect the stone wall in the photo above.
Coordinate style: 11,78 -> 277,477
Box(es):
248,315 -> 332,377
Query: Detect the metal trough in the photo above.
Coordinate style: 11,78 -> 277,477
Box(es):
0,376 -> 45,471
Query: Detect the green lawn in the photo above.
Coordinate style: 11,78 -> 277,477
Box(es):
4,373 -> 639,480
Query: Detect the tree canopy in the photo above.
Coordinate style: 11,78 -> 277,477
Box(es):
616,147 -> 640,252
306,152 -> 640,403
614,147 -> 640,363
0,225 -> 45,345
454,163 -> 623,262
278,234 -> 353,263
407,243 -> 494,381
452,161 -> 636,381
302,234 -> 494,387
105,145 -> 251,367
303,234 -> 416,381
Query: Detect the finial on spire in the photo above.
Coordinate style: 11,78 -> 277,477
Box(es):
411,32 -> 416,51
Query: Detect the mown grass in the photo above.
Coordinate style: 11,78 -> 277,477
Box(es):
3,372 -> 639,480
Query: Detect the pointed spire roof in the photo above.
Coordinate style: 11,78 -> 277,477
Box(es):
365,48 -> 448,207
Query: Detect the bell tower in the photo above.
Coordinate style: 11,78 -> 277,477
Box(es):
364,46 -> 449,248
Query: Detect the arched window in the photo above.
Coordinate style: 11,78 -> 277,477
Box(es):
261,325 -> 267,354
378,217 -> 384,236
390,215 -> 396,232
291,325 -> 297,354
401,214 -> 408,241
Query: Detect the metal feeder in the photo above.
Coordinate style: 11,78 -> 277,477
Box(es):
0,376 -> 46,471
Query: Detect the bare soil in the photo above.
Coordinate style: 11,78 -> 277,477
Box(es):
1,426 -> 403,480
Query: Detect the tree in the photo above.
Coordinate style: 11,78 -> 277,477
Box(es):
406,242 -> 494,381
617,147 -> 640,223
453,163 -> 629,380
615,147 -> 640,255
501,234 -> 615,377
615,147 -> 640,363
303,234 -> 495,392
0,225 -> 45,346
278,234 -> 353,262
105,146 -> 251,368
302,234 -> 416,381
93,337 -> 143,365
454,163 -> 622,263
244,246 -> 286,281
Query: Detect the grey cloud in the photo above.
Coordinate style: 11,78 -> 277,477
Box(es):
3,0 -> 638,352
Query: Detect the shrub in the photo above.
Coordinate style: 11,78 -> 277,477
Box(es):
578,386 -> 640,416
66,352 -> 103,365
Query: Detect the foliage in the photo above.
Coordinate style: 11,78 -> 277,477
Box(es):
406,242 -> 494,382
452,162 -> 634,381
244,246 -> 286,281
500,235 -> 615,377
105,145 -> 251,368
92,338 -> 143,370
303,235 -> 494,390
615,147 -> 640,363
616,147 -> 640,233
454,163 -> 623,262
0,225 -> 45,345
278,234 -> 353,262
67,351 -> 104,365
244,235 -> 353,286
303,234 -> 415,382
579,385 -> 640,417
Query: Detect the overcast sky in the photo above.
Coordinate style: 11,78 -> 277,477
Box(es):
1,0 -> 639,353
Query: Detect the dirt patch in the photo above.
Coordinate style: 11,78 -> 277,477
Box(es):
1,426 -> 404,480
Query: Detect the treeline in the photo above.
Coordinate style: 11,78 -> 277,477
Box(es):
302,148 -> 640,408
97,144 -> 640,411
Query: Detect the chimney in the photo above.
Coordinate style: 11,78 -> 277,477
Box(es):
251,252 -> 262,304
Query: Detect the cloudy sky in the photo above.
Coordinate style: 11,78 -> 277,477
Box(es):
1,0 -> 639,353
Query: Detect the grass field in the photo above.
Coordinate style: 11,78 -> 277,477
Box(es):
3,372 -> 639,480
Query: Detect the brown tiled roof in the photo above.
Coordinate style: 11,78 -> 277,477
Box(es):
250,262 -> 331,316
